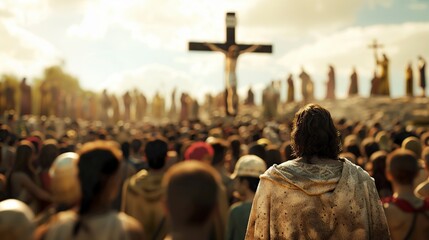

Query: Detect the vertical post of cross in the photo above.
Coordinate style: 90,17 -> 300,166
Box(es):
226,12 -> 236,45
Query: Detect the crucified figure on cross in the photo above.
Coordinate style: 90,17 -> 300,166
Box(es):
189,12 -> 272,117
204,43 -> 260,116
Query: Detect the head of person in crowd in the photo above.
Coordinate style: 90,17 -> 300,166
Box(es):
145,138 -> 168,170
39,139 -> 60,172
386,149 -> 419,187
0,199 -> 35,240
248,141 -> 267,161
130,139 -> 142,156
359,137 -> 380,166
184,141 -> 214,164
12,140 -> 37,179
162,161 -> 220,238
27,135 -> 43,157
375,131 -> 393,152
265,145 -> 283,168
420,132 -> 429,147
343,134 -> 361,158
74,141 -> 122,234
280,141 -> 294,162
207,138 -> 228,167
352,123 -> 367,142
368,150 -> 392,198
231,155 -> 266,196
227,135 -> 242,163
0,127 -> 10,144
121,141 -> 130,160
49,152 -> 81,207
401,136 -> 422,159
291,104 -> 341,160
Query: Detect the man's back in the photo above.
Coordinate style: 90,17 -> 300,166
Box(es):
383,197 -> 429,240
122,170 -> 166,240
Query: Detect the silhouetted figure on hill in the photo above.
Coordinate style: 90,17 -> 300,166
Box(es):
418,56 -> 426,97
405,63 -> 413,96
326,65 -> 336,100
20,78 -> 32,116
286,74 -> 294,103
245,87 -> 255,106
348,67 -> 358,96
123,91 -> 132,122
370,71 -> 379,96
299,68 -> 313,103
5,80 -> 15,111
39,80 -> 49,116
101,89 -> 111,122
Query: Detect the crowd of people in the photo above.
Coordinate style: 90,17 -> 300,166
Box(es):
0,102 -> 428,239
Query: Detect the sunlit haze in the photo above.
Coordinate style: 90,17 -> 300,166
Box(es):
1,0 -> 429,105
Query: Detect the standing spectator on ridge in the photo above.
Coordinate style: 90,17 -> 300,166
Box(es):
418,56 -> 426,97
246,104 -> 389,239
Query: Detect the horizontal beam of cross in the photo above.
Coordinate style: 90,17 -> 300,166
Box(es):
189,42 -> 272,53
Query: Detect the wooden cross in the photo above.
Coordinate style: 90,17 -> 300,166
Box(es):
189,12 -> 272,53
368,39 -> 383,57
188,12 -> 273,116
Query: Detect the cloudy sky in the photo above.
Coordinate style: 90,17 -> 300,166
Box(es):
1,0 -> 428,104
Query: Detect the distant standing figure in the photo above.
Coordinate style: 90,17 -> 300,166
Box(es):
50,80 -> 60,116
370,71 -> 379,96
101,89 -> 111,122
152,92 -> 165,120
245,87 -> 255,106
286,74 -> 294,103
169,88 -> 177,119
348,67 -> 358,96
405,63 -> 413,96
262,82 -> 277,120
39,80 -> 49,116
5,80 -> 15,111
299,68 -> 312,103
180,93 -> 190,122
123,91 -> 132,122
326,65 -> 336,100
20,78 -> 32,116
376,53 -> 390,96
418,56 -> 426,97
133,90 -> 142,121
111,94 -> 120,124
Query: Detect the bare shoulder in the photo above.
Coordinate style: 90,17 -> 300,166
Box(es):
383,202 -> 410,227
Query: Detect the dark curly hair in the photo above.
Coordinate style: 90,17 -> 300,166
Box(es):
291,104 -> 341,159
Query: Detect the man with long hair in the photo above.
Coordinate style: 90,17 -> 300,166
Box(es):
246,104 -> 390,239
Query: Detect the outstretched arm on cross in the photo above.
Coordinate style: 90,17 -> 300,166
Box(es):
204,42 -> 227,54
240,44 -> 260,54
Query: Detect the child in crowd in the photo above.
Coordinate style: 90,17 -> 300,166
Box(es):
226,155 -> 266,240
383,149 -> 429,240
